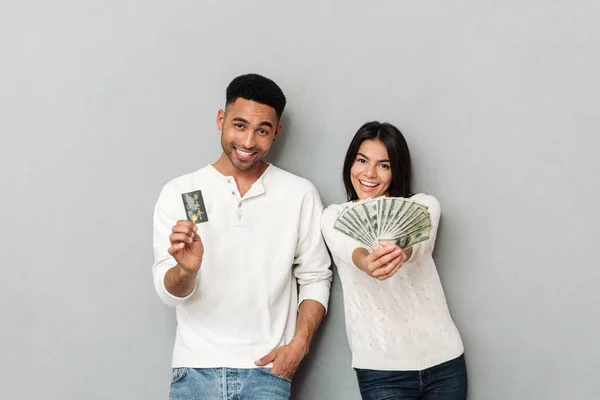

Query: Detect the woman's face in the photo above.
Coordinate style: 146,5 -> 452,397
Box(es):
350,139 -> 392,200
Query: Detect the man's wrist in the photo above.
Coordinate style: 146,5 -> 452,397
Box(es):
289,336 -> 310,357
176,264 -> 198,281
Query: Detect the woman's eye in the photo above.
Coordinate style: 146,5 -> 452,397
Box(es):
380,164 -> 390,169
357,158 -> 366,164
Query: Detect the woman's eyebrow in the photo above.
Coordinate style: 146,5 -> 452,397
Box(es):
357,152 -> 390,163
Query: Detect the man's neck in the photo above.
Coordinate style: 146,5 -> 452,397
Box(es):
212,153 -> 269,185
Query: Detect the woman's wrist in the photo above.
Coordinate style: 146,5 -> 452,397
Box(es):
352,247 -> 369,271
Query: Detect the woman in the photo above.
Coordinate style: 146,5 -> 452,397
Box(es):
321,121 -> 467,400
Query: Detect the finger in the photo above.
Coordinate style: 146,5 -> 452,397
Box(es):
377,261 -> 403,280
400,250 -> 408,263
175,220 -> 197,229
369,245 -> 397,261
191,232 -> 202,242
254,350 -> 277,366
167,242 -> 185,257
169,233 -> 193,244
372,260 -> 400,278
172,225 -> 196,237
381,242 -> 401,252
372,248 -> 403,270
372,256 -> 402,277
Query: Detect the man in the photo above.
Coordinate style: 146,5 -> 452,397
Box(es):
152,73 -> 332,399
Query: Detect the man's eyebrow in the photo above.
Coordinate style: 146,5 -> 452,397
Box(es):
231,117 -> 272,129
258,121 -> 273,128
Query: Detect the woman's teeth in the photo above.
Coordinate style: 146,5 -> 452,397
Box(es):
360,180 -> 378,187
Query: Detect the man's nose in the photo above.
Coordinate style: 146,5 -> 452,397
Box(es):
241,131 -> 256,149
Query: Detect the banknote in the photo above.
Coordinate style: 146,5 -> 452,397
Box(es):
334,197 -> 432,249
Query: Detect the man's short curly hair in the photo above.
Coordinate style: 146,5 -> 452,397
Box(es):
226,74 -> 287,118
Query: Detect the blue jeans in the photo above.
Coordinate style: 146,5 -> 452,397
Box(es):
355,354 -> 468,400
169,367 -> 291,400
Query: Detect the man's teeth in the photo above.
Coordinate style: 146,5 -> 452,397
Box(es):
236,149 -> 253,157
360,180 -> 378,187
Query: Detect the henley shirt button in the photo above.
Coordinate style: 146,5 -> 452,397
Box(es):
237,215 -> 242,219
231,191 -> 235,195
237,203 -> 242,208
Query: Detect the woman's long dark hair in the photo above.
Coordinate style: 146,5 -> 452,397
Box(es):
342,121 -> 413,201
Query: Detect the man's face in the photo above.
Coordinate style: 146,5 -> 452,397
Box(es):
217,98 -> 281,171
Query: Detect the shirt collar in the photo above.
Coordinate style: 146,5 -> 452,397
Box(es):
208,163 -> 272,199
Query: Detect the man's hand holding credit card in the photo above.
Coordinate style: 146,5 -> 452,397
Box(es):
166,190 -> 208,277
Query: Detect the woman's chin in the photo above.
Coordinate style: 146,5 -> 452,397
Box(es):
356,191 -> 383,200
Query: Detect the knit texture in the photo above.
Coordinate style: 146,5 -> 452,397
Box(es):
321,193 -> 464,371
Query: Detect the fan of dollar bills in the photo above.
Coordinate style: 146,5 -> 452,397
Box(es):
334,197 -> 432,249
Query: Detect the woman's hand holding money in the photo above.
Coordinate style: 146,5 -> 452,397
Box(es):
352,241 -> 407,280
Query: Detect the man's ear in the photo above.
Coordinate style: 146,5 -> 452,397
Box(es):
216,109 -> 225,130
273,123 -> 282,141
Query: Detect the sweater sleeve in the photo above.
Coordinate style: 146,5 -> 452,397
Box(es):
151,183 -> 197,307
408,194 -> 441,262
293,184 -> 333,312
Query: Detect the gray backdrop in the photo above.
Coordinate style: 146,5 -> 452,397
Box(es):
1,1 -> 599,399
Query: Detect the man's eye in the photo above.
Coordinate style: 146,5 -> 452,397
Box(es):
258,129 -> 268,135
234,124 -> 244,129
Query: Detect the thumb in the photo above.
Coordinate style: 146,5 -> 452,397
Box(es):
255,350 -> 276,366
190,234 -> 204,255
190,237 -> 203,249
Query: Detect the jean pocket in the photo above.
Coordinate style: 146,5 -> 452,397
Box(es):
258,368 -> 292,384
171,367 -> 188,385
